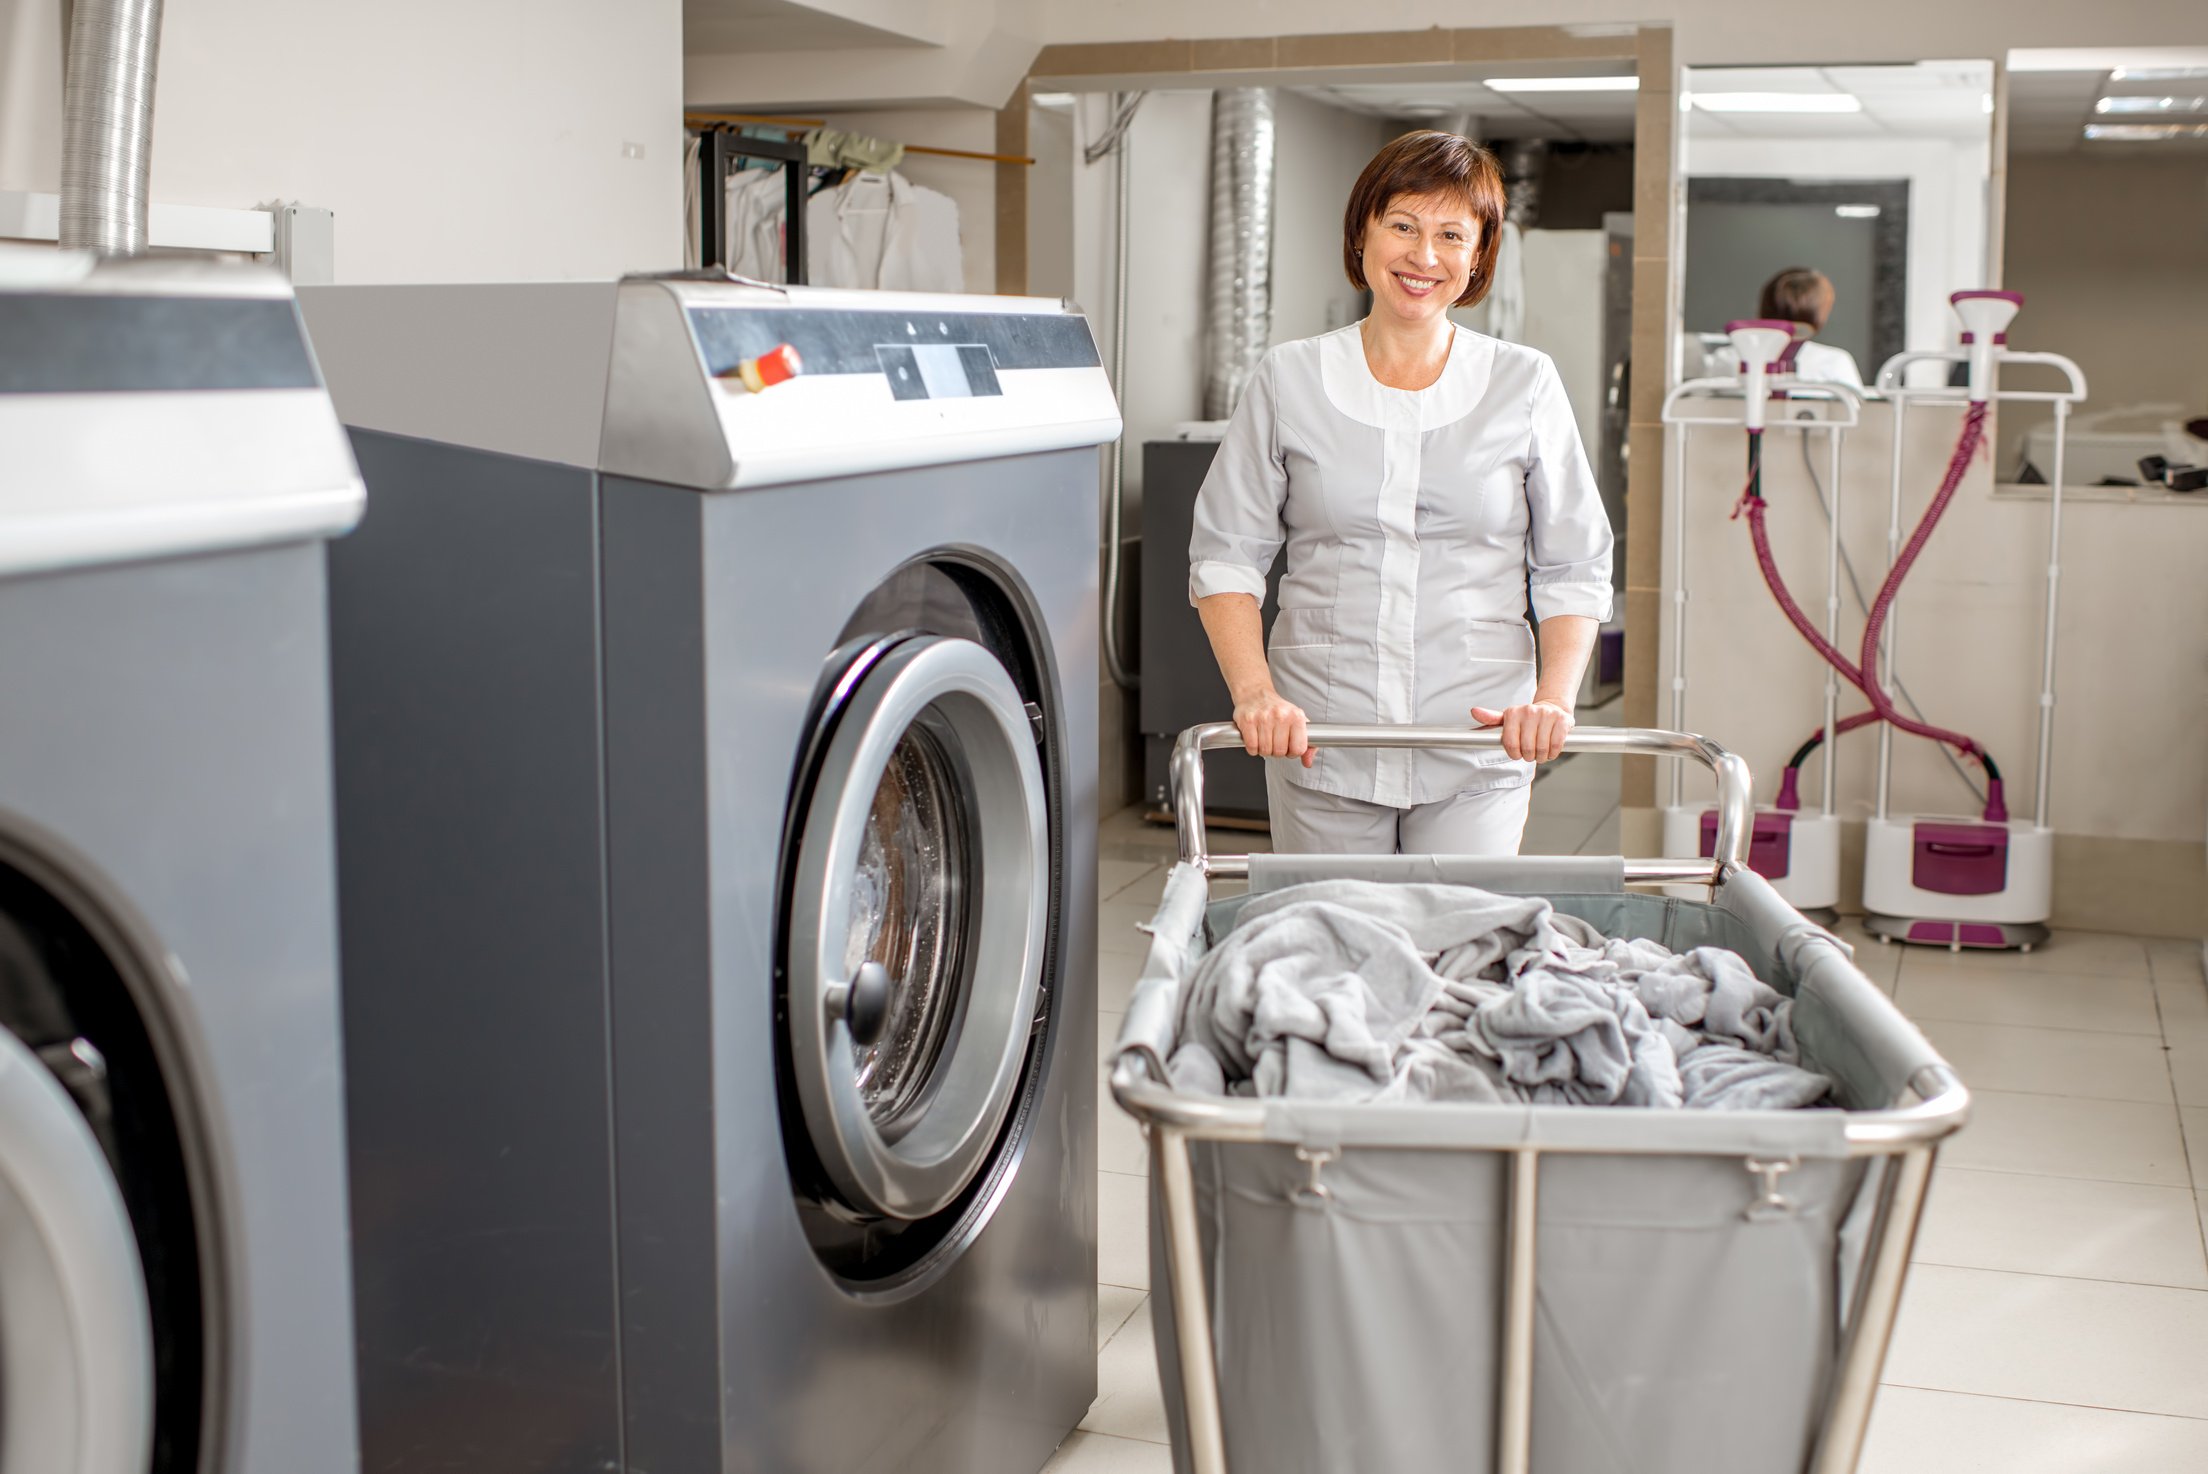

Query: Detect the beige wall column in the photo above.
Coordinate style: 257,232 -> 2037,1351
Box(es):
1621,25 -> 1676,844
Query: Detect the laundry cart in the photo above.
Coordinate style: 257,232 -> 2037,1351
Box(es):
1110,724 -> 1970,1474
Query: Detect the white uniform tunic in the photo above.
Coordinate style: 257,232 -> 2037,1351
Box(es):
1189,323 -> 1614,808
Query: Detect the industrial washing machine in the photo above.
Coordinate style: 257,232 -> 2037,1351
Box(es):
0,254 -> 364,1474
301,276 -> 1117,1474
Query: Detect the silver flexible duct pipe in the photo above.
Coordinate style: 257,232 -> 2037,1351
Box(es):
1201,89 -> 1274,421
60,0 -> 164,254
1500,138 -> 1547,230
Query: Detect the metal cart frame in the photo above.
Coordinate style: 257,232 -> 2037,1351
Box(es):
1110,722 -> 1971,1474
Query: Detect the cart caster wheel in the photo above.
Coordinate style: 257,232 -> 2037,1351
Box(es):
2020,942 -> 2035,954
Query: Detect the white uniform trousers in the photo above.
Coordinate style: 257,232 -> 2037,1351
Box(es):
1264,766 -> 1532,856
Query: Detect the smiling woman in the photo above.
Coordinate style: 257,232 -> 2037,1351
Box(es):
1187,130 -> 1615,858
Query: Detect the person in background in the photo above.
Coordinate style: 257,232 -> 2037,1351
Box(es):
1187,132 -> 1613,856
1758,267 -> 1865,388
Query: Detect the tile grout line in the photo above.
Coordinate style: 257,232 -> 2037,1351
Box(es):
1909,1256 -> 2208,1294
2148,948 -> 2208,1270
1875,1380 -> 2208,1425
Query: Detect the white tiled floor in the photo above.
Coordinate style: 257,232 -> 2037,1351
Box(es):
1046,755 -> 2208,1472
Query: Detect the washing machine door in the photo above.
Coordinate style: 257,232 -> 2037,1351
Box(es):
787,635 -> 1049,1222
0,1029 -> 154,1474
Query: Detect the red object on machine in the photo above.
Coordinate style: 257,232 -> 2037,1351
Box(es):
733,342 -> 803,393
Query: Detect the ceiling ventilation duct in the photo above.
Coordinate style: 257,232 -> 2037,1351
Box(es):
1202,88 -> 1275,420
59,0 -> 164,254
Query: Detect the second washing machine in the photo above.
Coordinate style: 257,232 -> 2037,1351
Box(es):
303,276 -> 1117,1474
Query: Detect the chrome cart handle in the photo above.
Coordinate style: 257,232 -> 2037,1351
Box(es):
1170,723 -> 1754,882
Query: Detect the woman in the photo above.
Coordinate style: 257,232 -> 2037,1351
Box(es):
1757,267 -> 1864,388
1188,131 -> 1613,856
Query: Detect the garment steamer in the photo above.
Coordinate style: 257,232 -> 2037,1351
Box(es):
1659,321 -> 1863,918
1857,292 -> 2089,949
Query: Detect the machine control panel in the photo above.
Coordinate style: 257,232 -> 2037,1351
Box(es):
600,277 -> 1122,492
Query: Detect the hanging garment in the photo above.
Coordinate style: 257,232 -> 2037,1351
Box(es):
803,127 -> 905,173
805,171 -> 963,293
1789,339 -> 1865,389
1189,324 -> 1614,810
683,135 -> 703,271
725,166 -> 791,282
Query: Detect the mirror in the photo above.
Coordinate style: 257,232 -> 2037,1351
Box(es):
2000,51 -> 2208,487
1039,66 -> 1648,821
1679,61 -> 1996,391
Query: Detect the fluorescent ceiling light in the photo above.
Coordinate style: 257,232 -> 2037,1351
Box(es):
2084,122 -> 2208,140
2096,95 -> 2207,114
1485,75 -> 1638,93
1030,92 -> 1075,108
2112,66 -> 2208,82
1692,92 -> 1862,114
1835,204 -> 1882,218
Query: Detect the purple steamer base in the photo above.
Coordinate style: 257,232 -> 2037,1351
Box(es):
1695,810 -> 1840,927
1864,915 -> 2050,953
1865,818 -> 2046,951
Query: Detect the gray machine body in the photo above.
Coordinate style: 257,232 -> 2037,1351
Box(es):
1139,438 -> 1280,820
0,258 -> 364,1474
305,278 -> 1109,1474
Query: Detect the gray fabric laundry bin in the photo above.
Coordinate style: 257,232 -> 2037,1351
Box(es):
1112,850 -> 1969,1474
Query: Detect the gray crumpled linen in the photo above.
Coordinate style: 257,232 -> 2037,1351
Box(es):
1168,880 -> 1829,1111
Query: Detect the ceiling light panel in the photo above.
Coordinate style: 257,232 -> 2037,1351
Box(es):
1483,75 -> 1639,93
1692,92 -> 1863,114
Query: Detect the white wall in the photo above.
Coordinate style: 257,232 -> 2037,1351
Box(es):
1027,101 -> 1077,301
805,106 -> 1001,292
0,0 -> 683,283
1072,89 -> 1212,512
1684,134 -> 1992,378
1268,90 -> 1389,346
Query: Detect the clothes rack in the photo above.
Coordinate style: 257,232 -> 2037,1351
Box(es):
684,111 -> 1036,166
695,126 -> 807,280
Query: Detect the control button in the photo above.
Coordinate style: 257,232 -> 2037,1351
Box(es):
732,342 -> 802,393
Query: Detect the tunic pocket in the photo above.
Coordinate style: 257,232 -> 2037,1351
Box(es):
1464,617 -> 1538,713
1267,606 -> 1338,715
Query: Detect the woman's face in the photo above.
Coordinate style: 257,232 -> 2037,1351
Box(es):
1361,192 -> 1479,327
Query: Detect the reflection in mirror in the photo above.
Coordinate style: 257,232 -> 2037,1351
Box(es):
1045,69 -> 1647,817
1680,61 -> 1995,392
2000,51 -> 2208,487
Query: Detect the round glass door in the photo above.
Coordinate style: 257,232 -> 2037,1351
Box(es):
787,636 -> 1048,1222
0,1026 -> 154,1474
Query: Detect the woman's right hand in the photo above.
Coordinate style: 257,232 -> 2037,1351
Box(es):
1232,687 -> 1315,768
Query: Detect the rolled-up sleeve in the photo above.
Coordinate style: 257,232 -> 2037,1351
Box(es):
1523,355 -> 1615,623
1188,354 -> 1286,605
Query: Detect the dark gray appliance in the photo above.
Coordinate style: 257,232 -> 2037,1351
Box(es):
1138,438 -> 1282,821
0,257 -> 364,1474
300,277 -> 1117,1474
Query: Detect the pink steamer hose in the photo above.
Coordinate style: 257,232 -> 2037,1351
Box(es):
1735,401 -> 2008,824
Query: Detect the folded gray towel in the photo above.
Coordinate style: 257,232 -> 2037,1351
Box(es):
1175,880 -> 1830,1111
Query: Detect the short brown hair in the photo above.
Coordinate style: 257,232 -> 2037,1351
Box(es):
1758,267 -> 1832,326
1343,131 -> 1508,309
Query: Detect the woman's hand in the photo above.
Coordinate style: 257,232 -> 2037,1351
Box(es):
1234,687 -> 1315,768
1471,700 -> 1574,763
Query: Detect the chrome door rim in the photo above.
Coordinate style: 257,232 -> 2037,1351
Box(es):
788,636 -> 1048,1221
0,1027 -> 154,1474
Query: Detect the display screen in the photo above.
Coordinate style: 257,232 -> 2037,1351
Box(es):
875,344 -> 1003,401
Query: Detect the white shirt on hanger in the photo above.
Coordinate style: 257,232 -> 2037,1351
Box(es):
726,167 -> 789,282
805,171 -> 963,293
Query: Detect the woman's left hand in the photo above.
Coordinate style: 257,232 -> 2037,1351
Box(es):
1471,700 -> 1574,763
